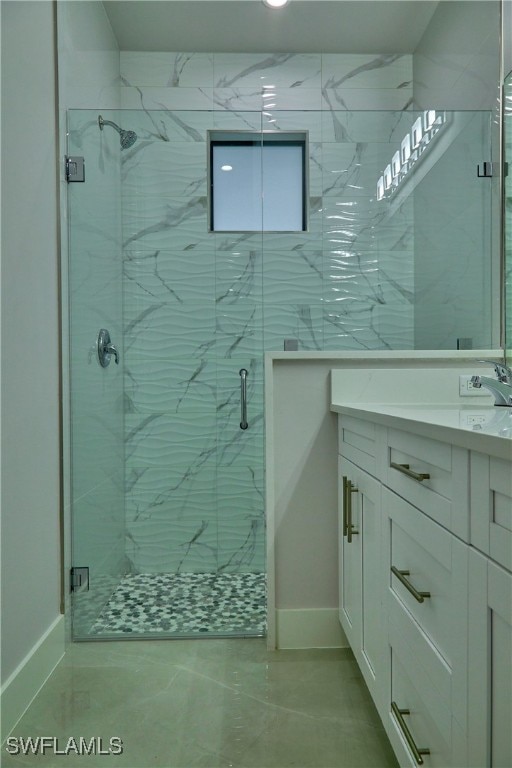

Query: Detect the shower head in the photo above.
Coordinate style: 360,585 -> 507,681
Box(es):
98,115 -> 137,150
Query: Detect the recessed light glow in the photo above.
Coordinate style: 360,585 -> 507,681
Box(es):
263,0 -> 290,8
221,165 -> 233,172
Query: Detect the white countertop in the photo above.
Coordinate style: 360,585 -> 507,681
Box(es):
330,401 -> 512,461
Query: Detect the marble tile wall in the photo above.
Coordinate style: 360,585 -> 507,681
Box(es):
118,52 -> 414,576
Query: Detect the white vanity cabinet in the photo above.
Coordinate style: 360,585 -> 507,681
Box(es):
337,417 -> 387,708
335,408 -> 512,768
338,456 -> 384,708
467,452 -> 512,768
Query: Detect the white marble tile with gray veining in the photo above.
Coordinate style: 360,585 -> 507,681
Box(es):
122,141 -> 207,197
120,108 -> 211,143
263,304 -> 324,351
121,52 -> 214,88
322,54 -> 412,91
321,109 -> 412,144
321,143 -> 392,198
213,52 -> 321,89
122,194 -> 210,251
216,249 -> 263,306
215,302 -> 264,359
121,86 -> 214,111
321,87 -> 413,113
124,300 -> 217,361
213,87 -> 322,112
261,109 -> 322,142
123,248 -> 215,305
124,356 -> 217,416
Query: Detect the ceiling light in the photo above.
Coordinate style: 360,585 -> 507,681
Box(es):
262,0 -> 290,8
221,165 -> 233,172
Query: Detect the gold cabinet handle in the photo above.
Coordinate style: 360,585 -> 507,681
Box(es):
390,462 -> 430,483
391,702 -> 431,765
391,566 -> 431,603
342,476 -> 348,537
346,479 -> 359,543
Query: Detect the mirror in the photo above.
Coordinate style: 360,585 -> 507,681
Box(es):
505,70 -> 512,358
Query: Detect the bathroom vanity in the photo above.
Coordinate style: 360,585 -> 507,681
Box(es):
331,388 -> 512,768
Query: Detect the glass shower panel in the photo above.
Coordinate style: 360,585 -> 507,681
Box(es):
412,110 -> 494,350
505,73 -> 512,358
67,110 -> 125,639
67,106 -> 494,640
69,109 -> 266,639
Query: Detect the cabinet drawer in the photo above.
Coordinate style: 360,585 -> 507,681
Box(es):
338,415 -> 385,478
470,452 -> 512,572
390,646 -> 455,768
383,488 -> 469,675
385,428 -> 469,539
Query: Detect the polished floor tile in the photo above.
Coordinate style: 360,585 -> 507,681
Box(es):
2,639 -> 398,768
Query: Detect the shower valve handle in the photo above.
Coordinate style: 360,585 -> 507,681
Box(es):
97,329 -> 120,368
105,342 -> 119,365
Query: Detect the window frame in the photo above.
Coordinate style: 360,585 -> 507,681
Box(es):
207,130 -> 309,233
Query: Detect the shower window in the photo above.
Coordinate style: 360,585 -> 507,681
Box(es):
208,131 -> 308,232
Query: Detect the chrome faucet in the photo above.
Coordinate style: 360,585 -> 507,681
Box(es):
470,360 -> 512,406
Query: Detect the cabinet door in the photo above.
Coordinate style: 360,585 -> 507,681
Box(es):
471,452 -> 512,572
338,456 -> 383,705
468,550 -> 512,767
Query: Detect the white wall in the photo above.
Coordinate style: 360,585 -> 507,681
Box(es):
0,0 -> 122,740
413,0 -> 500,111
1,0 -> 62,684
505,1 -> 512,79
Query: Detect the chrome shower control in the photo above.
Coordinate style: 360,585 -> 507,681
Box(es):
97,328 -> 120,367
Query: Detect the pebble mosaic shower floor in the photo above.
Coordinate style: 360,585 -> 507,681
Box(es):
91,572 -> 266,636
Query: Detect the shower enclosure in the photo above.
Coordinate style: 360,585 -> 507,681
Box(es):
67,107 -> 494,639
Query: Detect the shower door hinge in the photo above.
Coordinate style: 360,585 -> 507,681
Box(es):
65,155 -> 85,183
70,566 -> 89,592
476,161 -> 500,178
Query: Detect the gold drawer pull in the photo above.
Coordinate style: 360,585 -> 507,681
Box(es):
391,701 -> 431,765
390,462 -> 430,483
342,476 -> 358,542
346,478 -> 358,543
391,566 -> 431,603
342,476 -> 348,537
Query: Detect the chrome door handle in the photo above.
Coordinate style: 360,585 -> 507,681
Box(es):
239,368 -> 248,430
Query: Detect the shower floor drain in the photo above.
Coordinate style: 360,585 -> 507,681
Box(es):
89,571 -> 266,636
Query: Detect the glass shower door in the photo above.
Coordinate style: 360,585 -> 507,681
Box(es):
68,109 -> 266,639
67,110 -> 126,638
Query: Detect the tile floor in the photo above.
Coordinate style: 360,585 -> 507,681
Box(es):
90,573 -> 266,637
2,639 -> 398,768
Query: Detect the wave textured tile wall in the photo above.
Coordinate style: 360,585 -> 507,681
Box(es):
119,52 -> 414,575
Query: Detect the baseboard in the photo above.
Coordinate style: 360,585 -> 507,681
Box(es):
1,615 -> 65,742
275,608 -> 348,649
